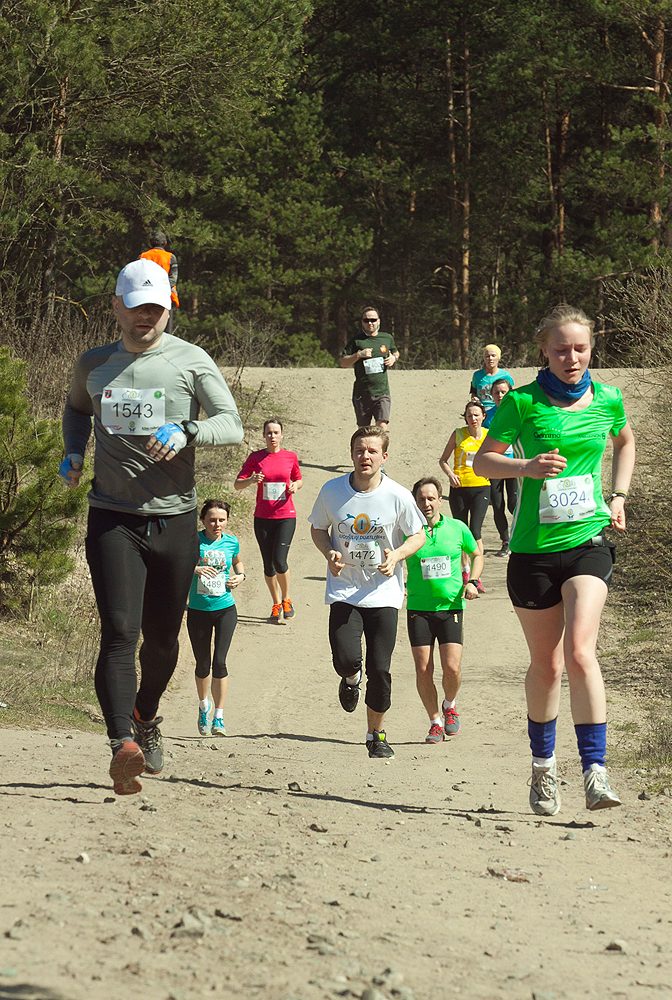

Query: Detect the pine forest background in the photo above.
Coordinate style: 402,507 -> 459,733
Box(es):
3,0 -> 672,367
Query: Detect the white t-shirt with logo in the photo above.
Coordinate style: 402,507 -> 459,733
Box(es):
308,474 -> 425,608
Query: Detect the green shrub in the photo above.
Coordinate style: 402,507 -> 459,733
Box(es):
0,347 -> 86,617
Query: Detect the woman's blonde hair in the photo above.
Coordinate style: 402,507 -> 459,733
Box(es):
483,343 -> 501,360
535,304 -> 595,351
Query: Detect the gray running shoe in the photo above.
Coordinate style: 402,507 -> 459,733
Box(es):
425,722 -> 445,744
494,542 -> 510,558
132,714 -> 164,774
584,764 -> 622,810
443,704 -> 461,736
529,759 -> 561,816
367,730 -> 395,759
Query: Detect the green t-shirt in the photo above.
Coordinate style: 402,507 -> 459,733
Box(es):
406,516 -> 477,611
344,333 -> 398,399
487,380 -> 627,554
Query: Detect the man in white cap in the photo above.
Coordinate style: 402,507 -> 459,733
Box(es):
60,259 -> 243,795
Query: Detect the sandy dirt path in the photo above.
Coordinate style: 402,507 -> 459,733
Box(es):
1,368 -> 670,1000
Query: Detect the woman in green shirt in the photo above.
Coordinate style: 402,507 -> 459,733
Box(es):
474,304 -> 635,818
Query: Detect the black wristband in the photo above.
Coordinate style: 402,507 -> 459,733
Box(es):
182,420 -> 198,445
609,491 -> 628,501
467,579 -> 479,586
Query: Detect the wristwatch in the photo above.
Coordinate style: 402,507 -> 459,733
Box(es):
182,420 -> 199,445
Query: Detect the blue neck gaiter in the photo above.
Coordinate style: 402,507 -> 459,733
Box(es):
537,367 -> 592,402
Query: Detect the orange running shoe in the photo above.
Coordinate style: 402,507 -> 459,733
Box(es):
282,598 -> 295,620
109,739 -> 145,795
269,602 -> 283,623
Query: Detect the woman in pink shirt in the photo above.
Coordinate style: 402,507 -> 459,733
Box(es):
234,418 -> 302,623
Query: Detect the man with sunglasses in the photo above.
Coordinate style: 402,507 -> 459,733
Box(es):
340,307 -> 399,430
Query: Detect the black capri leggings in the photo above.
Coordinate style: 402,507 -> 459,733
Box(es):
186,605 -> 238,678
328,603 -> 398,714
253,517 -> 296,576
448,485 -> 491,541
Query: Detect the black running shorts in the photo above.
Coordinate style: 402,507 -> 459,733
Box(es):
407,608 -> 463,647
507,536 -> 615,610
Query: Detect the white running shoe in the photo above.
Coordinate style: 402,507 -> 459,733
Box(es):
584,764 -> 622,810
529,759 -> 561,816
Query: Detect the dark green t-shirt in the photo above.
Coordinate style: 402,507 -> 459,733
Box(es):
344,333 -> 398,399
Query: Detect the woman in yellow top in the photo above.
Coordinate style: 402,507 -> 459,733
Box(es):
439,400 -> 490,593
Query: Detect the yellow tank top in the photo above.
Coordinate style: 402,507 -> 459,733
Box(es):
454,426 -> 490,487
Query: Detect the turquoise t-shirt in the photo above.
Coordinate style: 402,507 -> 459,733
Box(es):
187,531 -> 240,611
487,380 -> 627,554
470,368 -> 514,413
406,516 -> 478,611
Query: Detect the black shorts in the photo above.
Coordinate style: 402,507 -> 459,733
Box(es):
407,609 -> 463,647
507,536 -> 616,610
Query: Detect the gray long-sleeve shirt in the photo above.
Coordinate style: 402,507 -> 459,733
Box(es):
63,333 -> 243,516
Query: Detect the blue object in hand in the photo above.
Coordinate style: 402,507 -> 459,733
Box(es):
153,422 -> 187,452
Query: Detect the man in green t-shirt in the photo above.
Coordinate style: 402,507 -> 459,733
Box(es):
340,306 -> 399,430
405,477 -> 483,744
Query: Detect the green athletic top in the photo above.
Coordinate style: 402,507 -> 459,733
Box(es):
406,516 -> 478,612
63,333 -> 243,516
343,333 -> 398,399
487,380 -> 627,554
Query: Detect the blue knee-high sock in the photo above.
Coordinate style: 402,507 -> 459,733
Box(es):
528,717 -> 557,759
575,722 -> 607,771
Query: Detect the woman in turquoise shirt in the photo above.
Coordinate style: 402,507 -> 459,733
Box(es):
187,499 -> 245,736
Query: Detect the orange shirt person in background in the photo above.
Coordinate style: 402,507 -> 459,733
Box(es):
140,231 -> 179,330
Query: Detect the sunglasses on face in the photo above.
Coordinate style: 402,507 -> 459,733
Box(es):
362,318 -> 379,324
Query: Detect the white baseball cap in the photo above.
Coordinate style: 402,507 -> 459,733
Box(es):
115,259 -> 172,310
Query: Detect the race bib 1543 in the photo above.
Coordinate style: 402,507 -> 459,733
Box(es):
101,386 -> 166,435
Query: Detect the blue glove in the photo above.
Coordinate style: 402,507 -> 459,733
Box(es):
58,453 -> 84,487
152,422 -> 188,453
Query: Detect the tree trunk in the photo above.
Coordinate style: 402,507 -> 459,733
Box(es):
460,32 -> 471,367
649,16 -> 666,250
445,34 -> 461,361
40,74 -> 69,331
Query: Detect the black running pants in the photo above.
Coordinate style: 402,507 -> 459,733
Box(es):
85,507 -> 199,740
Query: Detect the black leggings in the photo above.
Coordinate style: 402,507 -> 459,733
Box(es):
328,603 -> 398,713
448,486 -> 491,541
186,605 -> 238,678
253,517 -> 296,576
85,507 -> 199,741
490,478 -> 518,543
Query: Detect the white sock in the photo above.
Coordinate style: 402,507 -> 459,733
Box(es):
345,670 -> 362,686
366,731 -> 374,741
532,754 -> 555,768
199,698 -> 209,710
430,716 -> 442,726
442,699 -> 456,710
214,708 -> 224,719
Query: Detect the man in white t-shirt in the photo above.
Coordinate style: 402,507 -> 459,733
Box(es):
309,427 -> 425,758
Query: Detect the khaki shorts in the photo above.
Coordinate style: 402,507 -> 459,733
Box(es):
352,391 -> 391,426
